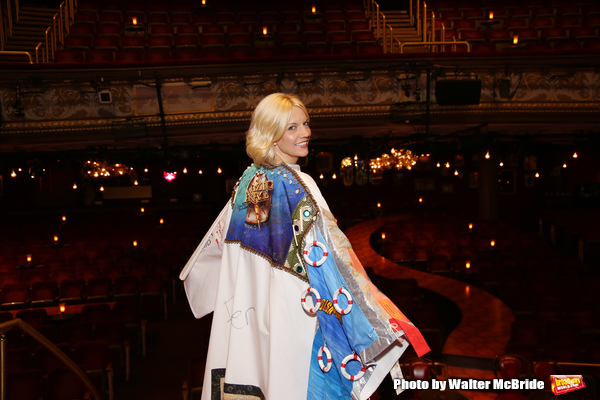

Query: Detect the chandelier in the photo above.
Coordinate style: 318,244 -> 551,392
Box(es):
369,148 -> 419,172
82,160 -> 135,178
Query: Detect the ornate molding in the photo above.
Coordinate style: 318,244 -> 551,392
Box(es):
1,62 -> 599,148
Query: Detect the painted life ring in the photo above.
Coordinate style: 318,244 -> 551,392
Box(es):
303,240 -> 328,267
333,287 -> 353,315
300,286 -> 321,314
340,353 -> 366,381
317,345 -> 333,372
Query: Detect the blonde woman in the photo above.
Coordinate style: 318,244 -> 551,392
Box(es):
180,93 -> 428,400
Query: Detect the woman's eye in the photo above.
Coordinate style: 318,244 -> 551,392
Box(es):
288,125 -> 296,130
303,121 -> 310,126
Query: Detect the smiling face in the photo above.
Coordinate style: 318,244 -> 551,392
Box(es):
274,106 -> 311,164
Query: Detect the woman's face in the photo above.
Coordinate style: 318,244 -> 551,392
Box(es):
274,106 -> 311,164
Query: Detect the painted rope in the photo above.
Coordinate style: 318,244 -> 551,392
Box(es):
332,287 -> 353,315
303,240 -> 328,267
300,286 -> 321,314
317,345 -> 333,372
340,353 -> 366,381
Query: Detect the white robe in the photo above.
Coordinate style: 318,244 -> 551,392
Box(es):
180,164 -> 429,400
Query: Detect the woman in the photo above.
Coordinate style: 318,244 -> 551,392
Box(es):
180,93 -> 429,400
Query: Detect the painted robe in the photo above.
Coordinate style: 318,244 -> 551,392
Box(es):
180,163 -> 429,400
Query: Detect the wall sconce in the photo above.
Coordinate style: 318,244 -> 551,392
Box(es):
26,254 -> 32,263
59,303 -> 66,313
513,35 -> 519,45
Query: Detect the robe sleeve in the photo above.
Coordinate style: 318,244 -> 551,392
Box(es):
180,202 -> 233,319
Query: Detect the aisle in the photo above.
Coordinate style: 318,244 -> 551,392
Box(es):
114,292 -> 211,400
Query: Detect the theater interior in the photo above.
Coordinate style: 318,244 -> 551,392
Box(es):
0,0 -> 599,399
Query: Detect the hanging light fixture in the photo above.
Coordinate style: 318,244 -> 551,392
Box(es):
368,148 -> 419,173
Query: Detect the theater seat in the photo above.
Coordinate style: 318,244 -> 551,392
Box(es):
54,50 -> 85,63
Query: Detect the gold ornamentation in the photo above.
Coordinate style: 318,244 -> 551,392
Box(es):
319,299 -> 343,325
244,171 -> 273,230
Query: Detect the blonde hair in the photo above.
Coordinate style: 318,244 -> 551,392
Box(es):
246,93 -> 309,167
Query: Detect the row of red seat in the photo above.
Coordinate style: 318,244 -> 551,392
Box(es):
436,4 -> 600,19
53,42 -> 384,64
76,0 -> 366,16
0,273 -> 167,310
2,302 -> 145,399
64,30 -> 377,51
429,0 -> 598,11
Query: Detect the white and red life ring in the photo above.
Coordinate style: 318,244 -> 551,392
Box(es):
333,287 -> 353,315
300,286 -> 321,314
317,345 -> 332,372
340,353 -> 366,381
303,240 -> 328,267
